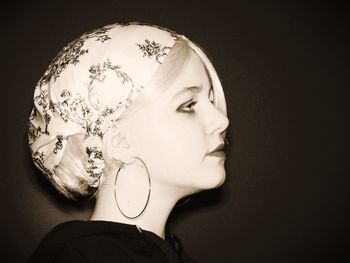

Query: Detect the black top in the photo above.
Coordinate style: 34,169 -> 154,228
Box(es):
27,220 -> 197,263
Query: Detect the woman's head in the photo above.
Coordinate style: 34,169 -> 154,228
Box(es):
28,22 -> 229,199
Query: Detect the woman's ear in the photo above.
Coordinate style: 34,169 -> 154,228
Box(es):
104,125 -> 136,165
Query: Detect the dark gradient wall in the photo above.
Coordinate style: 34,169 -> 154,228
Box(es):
2,1 -> 348,262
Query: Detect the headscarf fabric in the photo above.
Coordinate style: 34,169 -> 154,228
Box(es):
28,22 -> 187,191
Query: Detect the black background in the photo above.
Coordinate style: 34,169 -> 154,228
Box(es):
1,0 -> 349,262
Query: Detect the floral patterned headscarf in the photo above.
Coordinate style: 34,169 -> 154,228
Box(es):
28,22 -> 187,193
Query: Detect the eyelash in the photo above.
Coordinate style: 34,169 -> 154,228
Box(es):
178,96 -> 215,115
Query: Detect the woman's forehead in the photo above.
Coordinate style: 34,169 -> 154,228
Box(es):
168,52 -> 211,96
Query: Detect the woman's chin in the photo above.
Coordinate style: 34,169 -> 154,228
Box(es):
198,169 -> 226,190
211,172 -> 226,189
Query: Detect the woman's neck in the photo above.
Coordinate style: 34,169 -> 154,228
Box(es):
89,181 -> 186,239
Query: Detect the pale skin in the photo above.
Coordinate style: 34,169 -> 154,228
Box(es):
90,49 -> 229,239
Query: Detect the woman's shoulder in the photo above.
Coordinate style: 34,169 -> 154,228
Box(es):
27,220 -> 198,263
27,220 -> 147,263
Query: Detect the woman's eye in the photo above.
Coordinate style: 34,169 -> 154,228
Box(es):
177,100 -> 197,115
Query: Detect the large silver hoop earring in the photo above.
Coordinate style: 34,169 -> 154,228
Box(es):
114,156 -> 151,219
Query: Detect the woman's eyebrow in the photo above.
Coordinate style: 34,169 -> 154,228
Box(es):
171,86 -> 202,101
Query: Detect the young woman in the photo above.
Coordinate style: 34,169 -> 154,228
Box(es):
27,22 -> 229,263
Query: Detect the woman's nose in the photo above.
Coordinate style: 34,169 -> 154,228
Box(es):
207,105 -> 230,137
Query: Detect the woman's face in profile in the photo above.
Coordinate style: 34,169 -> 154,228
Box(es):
125,49 -> 229,193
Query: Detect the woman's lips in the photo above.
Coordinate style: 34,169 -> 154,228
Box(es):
207,151 -> 226,158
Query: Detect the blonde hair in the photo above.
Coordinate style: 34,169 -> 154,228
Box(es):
120,38 -> 227,121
